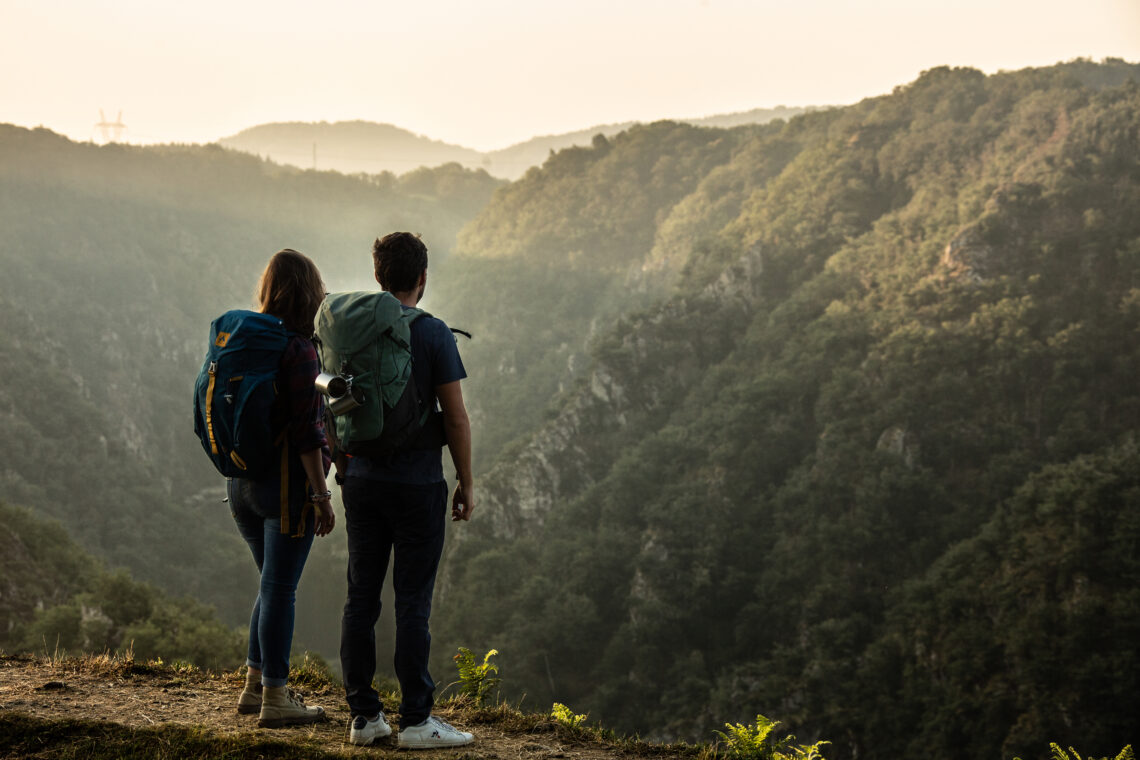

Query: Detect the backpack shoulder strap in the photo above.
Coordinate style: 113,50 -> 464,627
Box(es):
402,306 -> 429,327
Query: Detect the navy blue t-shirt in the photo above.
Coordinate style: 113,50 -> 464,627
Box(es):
347,308 -> 466,484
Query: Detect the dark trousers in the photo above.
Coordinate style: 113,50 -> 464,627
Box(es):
340,477 -> 447,728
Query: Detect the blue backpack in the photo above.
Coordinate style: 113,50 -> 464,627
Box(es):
193,310 -> 293,478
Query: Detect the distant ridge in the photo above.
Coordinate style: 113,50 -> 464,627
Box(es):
218,120 -> 484,176
218,106 -> 821,180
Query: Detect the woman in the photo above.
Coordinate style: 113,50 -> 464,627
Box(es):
230,248 -> 335,728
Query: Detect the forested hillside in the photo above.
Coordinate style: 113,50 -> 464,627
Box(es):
433,59 -> 1140,760
0,502 -> 242,668
435,121 -> 782,463
0,126 -> 500,653
480,106 -> 815,179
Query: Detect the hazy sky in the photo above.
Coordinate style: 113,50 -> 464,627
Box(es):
2,0 -> 1137,150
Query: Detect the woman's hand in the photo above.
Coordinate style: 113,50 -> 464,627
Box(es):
298,448 -> 335,537
314,497 -> 335,536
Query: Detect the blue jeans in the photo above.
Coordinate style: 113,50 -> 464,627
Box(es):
339,477 -> 447,727
229,478 -> 315,687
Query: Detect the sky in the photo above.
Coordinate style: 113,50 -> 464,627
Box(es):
2,0 -> 1138,151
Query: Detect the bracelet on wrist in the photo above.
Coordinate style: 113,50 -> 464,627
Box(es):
309,489 -> 333,503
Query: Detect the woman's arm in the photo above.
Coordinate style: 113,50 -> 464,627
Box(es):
299,447 -> 334,536
281,336 -> 335,536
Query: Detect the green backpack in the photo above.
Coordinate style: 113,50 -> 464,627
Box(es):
315,291 -> 436,457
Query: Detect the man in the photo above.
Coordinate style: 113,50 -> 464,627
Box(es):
338,232 -> 475,748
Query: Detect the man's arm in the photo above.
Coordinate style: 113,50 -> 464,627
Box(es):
437,380 -> 473,521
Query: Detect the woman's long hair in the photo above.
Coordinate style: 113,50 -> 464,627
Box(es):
257,249 -> 325,335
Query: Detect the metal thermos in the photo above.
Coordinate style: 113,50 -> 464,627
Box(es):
328,385 -> 365,415
315,372 -> 365,415
315,372 -> 349,398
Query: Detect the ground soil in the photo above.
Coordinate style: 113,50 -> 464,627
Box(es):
0,655 -> 671,759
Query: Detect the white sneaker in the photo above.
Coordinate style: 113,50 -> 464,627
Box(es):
398,716 -> 474,749
349,712 -> 393,745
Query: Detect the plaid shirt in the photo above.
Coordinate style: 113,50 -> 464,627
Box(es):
277,336 -> 331,469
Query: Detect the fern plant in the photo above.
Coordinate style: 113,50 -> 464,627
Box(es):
551,702 -> 587,729
1013,744 -> 1136,760
451,647 -> 500,706
714,714 -> 829,760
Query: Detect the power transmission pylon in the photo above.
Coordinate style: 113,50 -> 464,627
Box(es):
95,109 -> 127,142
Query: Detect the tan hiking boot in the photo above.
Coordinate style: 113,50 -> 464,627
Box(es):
258,686 -> 326,728
237,671 -> 261,714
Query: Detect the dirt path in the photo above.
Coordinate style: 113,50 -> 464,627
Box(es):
0,655 -> 665,759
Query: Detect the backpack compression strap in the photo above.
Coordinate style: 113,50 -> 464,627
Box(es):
205,362 -> 219,454
279,439 -> 290,534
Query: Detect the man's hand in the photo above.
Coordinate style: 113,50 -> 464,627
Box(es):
451,479 -> 474,522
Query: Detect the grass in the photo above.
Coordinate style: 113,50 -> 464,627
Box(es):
438,693 -> 707,757
15,648 -> 342,687
283,651 -> 339,691
0,712 -> 355,760
4,648 -> 159,678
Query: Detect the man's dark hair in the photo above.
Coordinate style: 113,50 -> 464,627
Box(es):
373,232 -> 428,292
